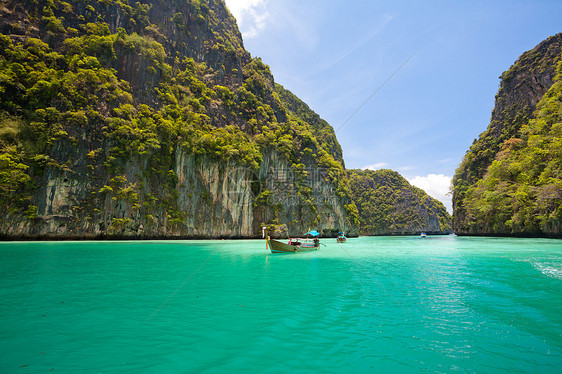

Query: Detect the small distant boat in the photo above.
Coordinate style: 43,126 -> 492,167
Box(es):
420,232 -> 427,238
337,232 -> 347,243
266,230 -> 320,253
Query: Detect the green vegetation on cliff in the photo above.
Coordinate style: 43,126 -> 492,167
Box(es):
0,0 -> 356,238
455,59 -> 562,236
348,169 -> 451,235
452,34 -> 562,237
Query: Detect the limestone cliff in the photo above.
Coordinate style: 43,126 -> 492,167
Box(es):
452,34 -> 562,237
348,169 -> 452,236
0,0 -> 357,239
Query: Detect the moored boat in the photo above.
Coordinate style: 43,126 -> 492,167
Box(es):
266,230 -> 320,253
337,232 -> 347,243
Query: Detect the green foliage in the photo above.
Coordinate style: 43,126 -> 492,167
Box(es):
64,23 -> 115,62
243,58 -> 273,97
275,83 -> 343,162
0,151 -> 31,203
120,32 -> 165,66
0,114 -> 21,147
180,124 -> 262,170
105,104 -> 161,157
42,15 -> 65,33
172,12 -> 185,30
108,217 -> 132,234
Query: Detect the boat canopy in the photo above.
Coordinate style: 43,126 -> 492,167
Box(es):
305,230 -> 320,237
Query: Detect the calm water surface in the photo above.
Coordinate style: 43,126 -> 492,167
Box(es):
1,236 -> 561,373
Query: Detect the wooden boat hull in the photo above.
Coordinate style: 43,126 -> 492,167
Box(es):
267,238 -> 319,253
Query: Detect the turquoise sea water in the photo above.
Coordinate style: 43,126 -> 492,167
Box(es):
1,236 -> 561,373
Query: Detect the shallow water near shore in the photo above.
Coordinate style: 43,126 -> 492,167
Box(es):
1,235 -> 561,373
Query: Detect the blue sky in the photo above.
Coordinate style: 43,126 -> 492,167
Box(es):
224,0 -> 562,212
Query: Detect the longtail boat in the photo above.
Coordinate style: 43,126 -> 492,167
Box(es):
266,230 -> 320,253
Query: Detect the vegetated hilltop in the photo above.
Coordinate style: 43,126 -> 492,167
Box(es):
0,0 -> 359,239
452,33 -> 562,238
348,169 -> 452,236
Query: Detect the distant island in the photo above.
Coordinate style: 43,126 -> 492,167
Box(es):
0,0 -> 559,239
348,169 -> 451,236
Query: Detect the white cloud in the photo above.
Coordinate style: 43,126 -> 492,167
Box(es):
224,0 -> 269,38
363,162 -> 388,170
408,174 -> 452,214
